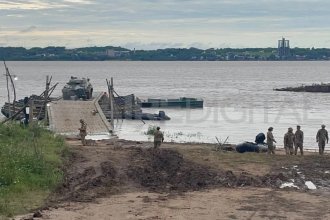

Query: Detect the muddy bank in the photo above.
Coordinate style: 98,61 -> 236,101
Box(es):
17,139 -> 330,220
51,140 -> 329,204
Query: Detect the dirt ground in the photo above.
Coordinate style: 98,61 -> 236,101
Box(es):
17,139 -> 330,220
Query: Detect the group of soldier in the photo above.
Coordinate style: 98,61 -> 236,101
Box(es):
78,119 -> 328,155
267,125 -> 329,155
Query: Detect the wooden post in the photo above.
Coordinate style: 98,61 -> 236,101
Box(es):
106,78 -> 115,131
5,73 -> 11,117
44,76 -> 50,124
3,60 -> 16,119
29,99 -> 35,125
110,78 -> 114,130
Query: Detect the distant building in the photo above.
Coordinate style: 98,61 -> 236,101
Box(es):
105,49 -> 116,57
278,37 -> 290,60
105,49 -> 130,58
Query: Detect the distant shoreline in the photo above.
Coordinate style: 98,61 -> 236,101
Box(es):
1,46 -> 330,61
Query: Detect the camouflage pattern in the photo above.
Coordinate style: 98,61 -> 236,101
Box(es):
79,119 -> 87,146
316,128 -> 328,155
267,130 -> 276,154
154,130 -> 164,148
294,128 -> 304,155
284,131 -> 295,155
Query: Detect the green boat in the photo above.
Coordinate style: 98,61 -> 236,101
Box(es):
139,97 -> 203,108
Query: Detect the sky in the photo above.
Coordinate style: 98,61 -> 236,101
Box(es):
1,0 -> 330,49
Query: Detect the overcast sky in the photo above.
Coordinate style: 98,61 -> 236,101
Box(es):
1,0 -> 330,49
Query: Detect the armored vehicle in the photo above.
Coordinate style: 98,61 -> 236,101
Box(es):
62,76 -> 93,100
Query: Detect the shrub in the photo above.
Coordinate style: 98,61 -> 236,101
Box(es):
0,122 -> 67,217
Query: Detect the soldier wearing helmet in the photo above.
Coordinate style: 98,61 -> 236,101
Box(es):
79,119 -> 87,146
154,127 -> 164,148
267,127 -> 276,154
294,125 -> 304,156
316,124 -> 328,155
284,127 -> 295,155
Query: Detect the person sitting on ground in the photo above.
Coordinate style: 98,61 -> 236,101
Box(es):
154,127 -> 164,148
78,119 -> 87,146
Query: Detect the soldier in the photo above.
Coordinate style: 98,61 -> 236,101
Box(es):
78,119 -> 87,146
284,127 -> 295,155
267,127 -> 277,154
154,127 -> 164,148
316,124 -> 329,155
294,125 -> 304,155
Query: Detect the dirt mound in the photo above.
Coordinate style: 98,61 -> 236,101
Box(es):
127,148 -> 221,191
127,148 -> 279,192
54,155 -> 120,202
53,146 -> 296,203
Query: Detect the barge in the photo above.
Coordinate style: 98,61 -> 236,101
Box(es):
139,97 -> 203,108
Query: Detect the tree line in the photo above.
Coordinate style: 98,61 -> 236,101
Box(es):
1,46 -> 330,61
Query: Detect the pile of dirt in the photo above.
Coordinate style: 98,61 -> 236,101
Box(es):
53,146 -> 300,203
54,153 -> 121,202
127,148 -> 287,192
127,148 -> 222,192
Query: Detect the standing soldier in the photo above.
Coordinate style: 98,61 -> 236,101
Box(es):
267,127 -> 277,154
284,127 -> 295,155
294,125 -> 304,155
79,119 -> 87,146
316,124 -> 328,155
154,127 -> 164,148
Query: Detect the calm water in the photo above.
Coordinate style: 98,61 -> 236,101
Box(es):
1,61 -> 330,149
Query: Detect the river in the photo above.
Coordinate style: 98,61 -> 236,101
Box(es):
1,61 -> 330,149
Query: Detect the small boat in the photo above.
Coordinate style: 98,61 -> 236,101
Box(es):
139,97 -> 203,108
236,142 -> 268,153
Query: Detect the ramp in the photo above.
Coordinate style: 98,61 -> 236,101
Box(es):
48,93 -> 112,135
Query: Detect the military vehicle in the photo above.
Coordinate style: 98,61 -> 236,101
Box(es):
62,76 -> 93,100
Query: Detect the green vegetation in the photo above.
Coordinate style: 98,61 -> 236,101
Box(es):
0,123 -> 68,218
144,125 -> 157,136
1,46 -> 330,61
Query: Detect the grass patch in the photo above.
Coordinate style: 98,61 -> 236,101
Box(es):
0,123 -> 68,218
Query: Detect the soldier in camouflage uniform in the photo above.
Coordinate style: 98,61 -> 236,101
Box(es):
316,124 -> 328,155
284,127 -> 295,155
79,119 -> 87,146
294,125 -> 304,155
267,127 -> 277,154
154,127 -> 164,148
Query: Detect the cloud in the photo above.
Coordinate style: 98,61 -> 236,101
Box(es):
1,0 -> 330,48
0,0 -> 93,10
